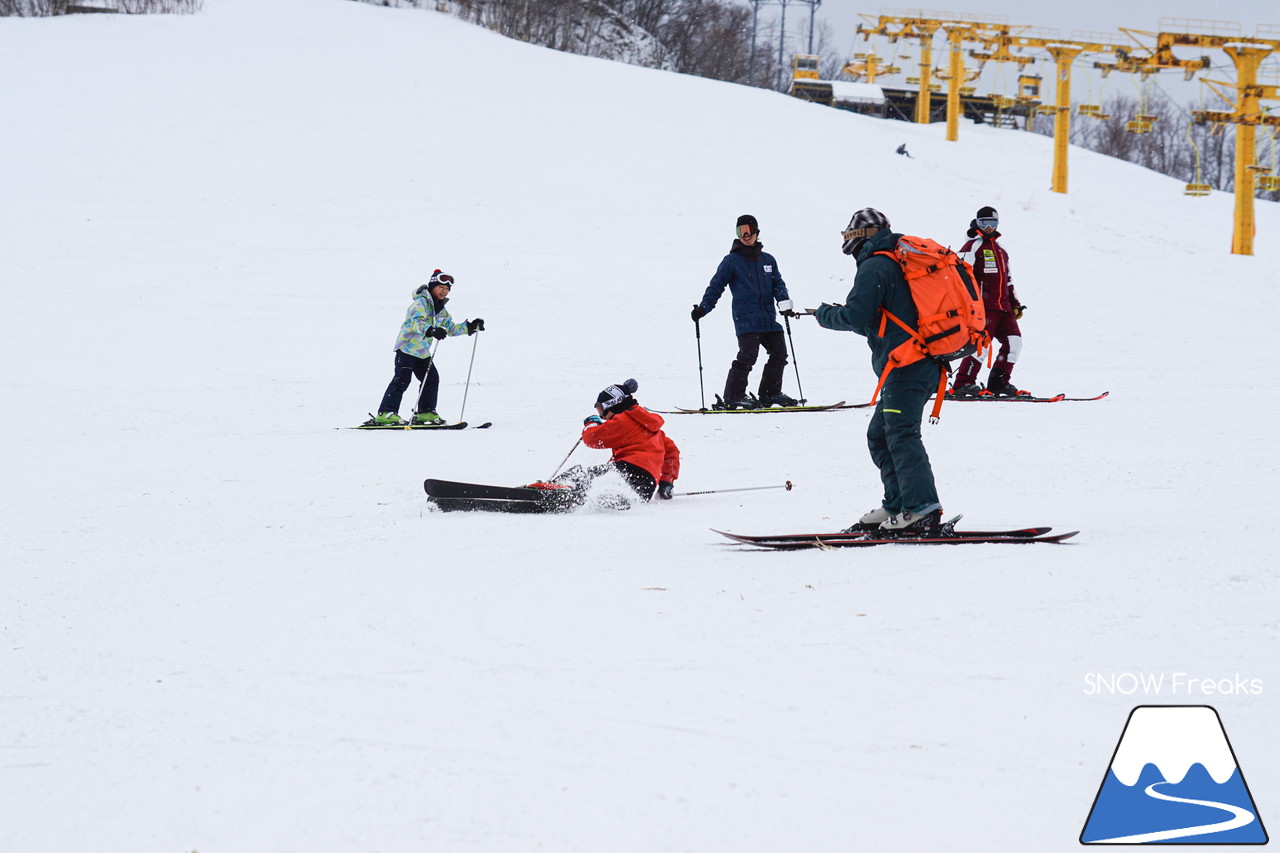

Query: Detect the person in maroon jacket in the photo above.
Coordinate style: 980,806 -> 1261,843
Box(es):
951,206 -> 1028,396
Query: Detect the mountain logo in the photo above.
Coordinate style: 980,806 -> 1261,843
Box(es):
1081,705 -> 1268,844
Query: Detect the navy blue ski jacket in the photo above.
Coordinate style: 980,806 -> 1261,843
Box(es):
697,241 -> 790,336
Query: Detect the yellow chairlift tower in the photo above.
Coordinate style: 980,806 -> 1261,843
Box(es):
857,12 -> 1007,140
1190,61 -> 1280,254
1114,19 -> 1279,254
976,29 -> 1130,193
856,13 -> 946,125
937,20 -> 993,141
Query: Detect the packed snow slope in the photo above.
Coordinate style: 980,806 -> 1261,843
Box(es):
3,1 -> 1277,850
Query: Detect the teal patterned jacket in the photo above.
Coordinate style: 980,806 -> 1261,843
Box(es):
394,288 -> 468,358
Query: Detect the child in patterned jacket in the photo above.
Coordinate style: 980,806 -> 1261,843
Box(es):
365,270 -> 485,426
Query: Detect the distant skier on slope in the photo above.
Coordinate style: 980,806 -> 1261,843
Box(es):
542,379 -> 681,502
364,269 -> 486,427
815,207 -> 944,536
690,214 -> 802,410
951,206 -> 1028,397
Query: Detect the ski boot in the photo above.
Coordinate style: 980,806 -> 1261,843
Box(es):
761,392 -> 805,407
878,508 -> 944,538
711,394 -> 751,411
949,382 -> 983,398
363,411 -> 407,426
841,505 -> 892,534
412,411 -> 444,425
986,373 -> 1028,398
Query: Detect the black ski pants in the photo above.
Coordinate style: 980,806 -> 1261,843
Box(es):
378,350 -> 440,415
724,331 -> 787,402
556,461 -> 656,501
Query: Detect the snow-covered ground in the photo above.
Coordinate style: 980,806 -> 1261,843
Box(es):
3,1 -> 1277,850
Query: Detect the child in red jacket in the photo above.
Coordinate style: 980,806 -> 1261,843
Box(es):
558,379 -> 681,501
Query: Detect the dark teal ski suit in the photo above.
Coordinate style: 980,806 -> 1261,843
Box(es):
816,229 -> 941,516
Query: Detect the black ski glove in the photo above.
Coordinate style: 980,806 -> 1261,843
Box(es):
467,318 -> 485,334
657,481 -> 675,500
690,305 -> 706,322
428,326 -> 448,340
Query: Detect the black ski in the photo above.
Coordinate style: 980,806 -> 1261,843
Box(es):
719,521 -> 1050,544
714,527 -> 1077,549
351,421 -> 492,431
945,391 -> 1109,403
423,478 -> 583,513
662,401 -> 862,414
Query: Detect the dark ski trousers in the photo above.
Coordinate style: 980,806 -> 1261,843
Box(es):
558,461 -> 656,501
379,349 -> 440,415
867,375 -> 941,516
724,331 -> 787,402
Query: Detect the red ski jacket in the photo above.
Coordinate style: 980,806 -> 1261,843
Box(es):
959,233 -> 1019,314
582,405 -> 680,484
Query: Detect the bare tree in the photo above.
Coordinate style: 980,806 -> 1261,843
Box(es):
659,0 -> 752,82
3,0 -> 199,13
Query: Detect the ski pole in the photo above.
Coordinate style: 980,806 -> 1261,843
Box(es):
549,439 -> 581,481
694,311 -> 706,410
782,313 -> 806,403
458,332 -> 479,423
413,338 -> 438,418
674,480 -> 793,498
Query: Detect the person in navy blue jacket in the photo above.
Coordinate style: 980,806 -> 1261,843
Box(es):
691,214 -> 801,409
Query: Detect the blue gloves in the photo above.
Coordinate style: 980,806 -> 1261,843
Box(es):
584,415 -> 604,426
657,481 -> 675,500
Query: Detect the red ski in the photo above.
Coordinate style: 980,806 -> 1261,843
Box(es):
714,527 -> 1077,549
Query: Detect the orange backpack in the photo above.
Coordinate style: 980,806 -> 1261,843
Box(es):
871,235 -> 990,421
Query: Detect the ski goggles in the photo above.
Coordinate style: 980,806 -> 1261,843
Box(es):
841,226 -> 877,241
976,217 -> 999,230
429,272 -> 454,288
736,225 -> 757,239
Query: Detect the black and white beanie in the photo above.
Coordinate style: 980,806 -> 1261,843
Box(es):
596,378 -> 639,414
841,207 -> 891,255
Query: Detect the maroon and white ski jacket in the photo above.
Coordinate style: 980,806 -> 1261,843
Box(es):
959,232 -> 1019,314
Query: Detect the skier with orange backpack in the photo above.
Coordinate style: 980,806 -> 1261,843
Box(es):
815,207 -> 987,536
